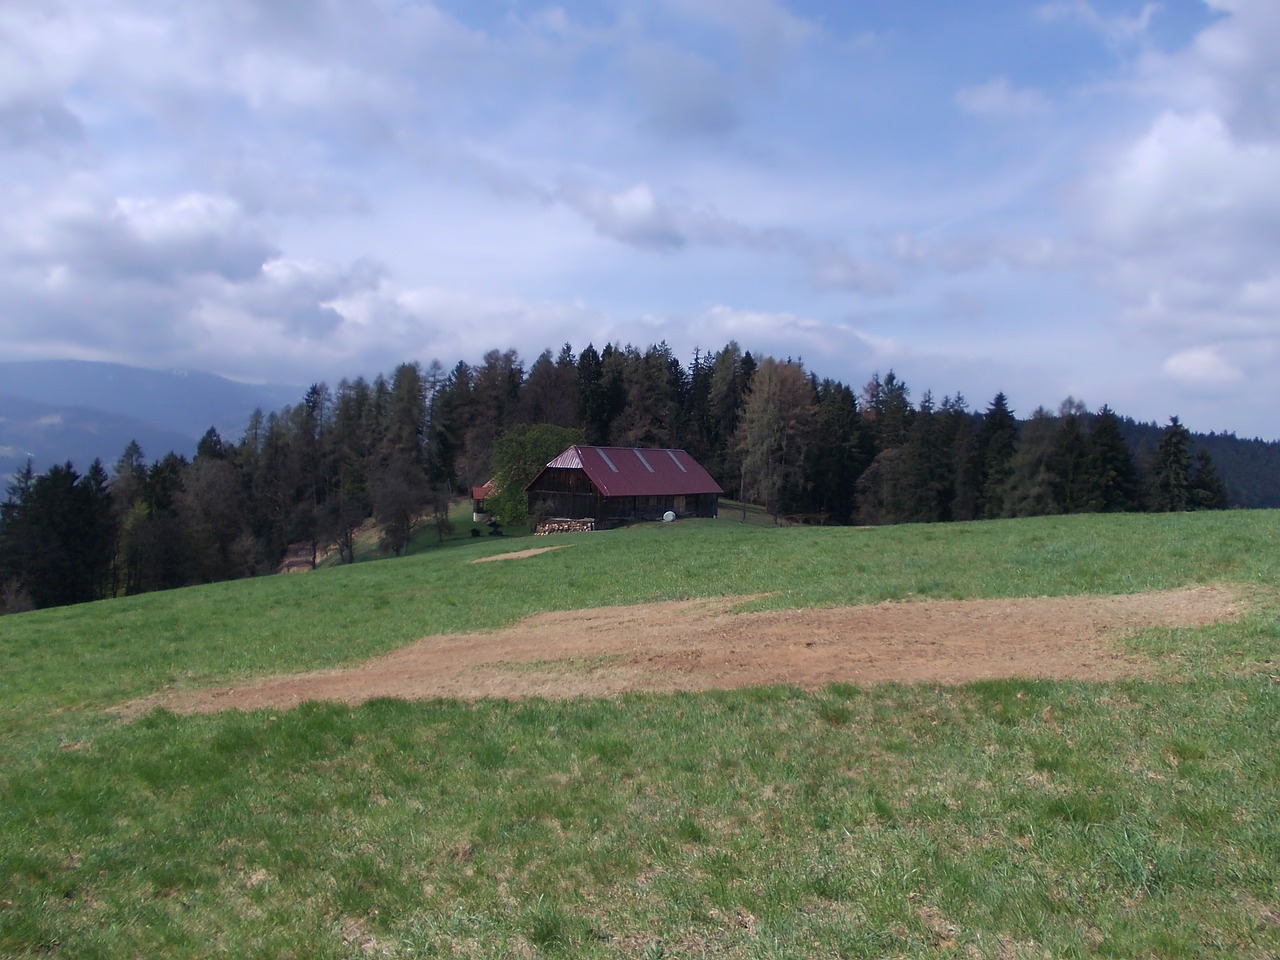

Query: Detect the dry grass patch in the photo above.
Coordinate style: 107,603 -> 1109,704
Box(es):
139,585 -> 1238,713
468,545 -> 570,564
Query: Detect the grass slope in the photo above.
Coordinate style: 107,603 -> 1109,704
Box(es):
2,511 -> 1279,958
317,499 -> 536,568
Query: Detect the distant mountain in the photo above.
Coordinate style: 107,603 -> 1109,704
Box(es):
0,395 -> 201,479
0,360 -> 300,439
0,360 -> 301,480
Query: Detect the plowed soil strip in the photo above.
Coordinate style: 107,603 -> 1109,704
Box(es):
143,586 -> 1237,713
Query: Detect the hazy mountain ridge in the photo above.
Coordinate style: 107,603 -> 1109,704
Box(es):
0,361 -> 301,479
0,394 -> 198,480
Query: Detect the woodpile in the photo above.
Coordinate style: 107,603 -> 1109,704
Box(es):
278,542 -> 316,573
535,518 -> 596,536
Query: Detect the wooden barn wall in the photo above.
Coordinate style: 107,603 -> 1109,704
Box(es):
528,467 -> 719,523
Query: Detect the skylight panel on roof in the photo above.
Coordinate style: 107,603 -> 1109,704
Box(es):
666,450 -> 688,473
595,447 -> 619,472
634,450 -> 656,472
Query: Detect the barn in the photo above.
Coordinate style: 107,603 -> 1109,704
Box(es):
525,445 -> 723,526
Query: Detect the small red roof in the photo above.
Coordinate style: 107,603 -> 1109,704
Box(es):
528,445 -> 723,498
471,479 -> 496,501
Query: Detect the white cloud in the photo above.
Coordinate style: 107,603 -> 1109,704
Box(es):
1066,0 -> 1280,392
1163,346 -> 1243,386
955,78 -> 1051,119
2,0 -> 1279,440
1,187 -> 276,286
660,0 -> 815,77
1140,0 -> 1280,141
1084,111 -> 1280,250
76,193 -> 277,283
1038,0 -> 1159,46
560,182 -> 687,250
553,179 -> 805,257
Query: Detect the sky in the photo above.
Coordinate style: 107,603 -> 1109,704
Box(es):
2,0 -> 1278,439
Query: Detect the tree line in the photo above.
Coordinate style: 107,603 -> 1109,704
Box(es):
1,341 -> 1234,613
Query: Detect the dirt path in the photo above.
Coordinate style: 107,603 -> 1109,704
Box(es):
142,585 -> 1238,714
468,546 -> 569,563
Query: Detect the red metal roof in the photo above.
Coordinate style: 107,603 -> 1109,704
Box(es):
529,445 -> 723,498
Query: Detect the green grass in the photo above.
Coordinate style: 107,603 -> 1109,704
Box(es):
2,510 -> 1279,957
318,499 -> 535,567
718,498 -> 780,527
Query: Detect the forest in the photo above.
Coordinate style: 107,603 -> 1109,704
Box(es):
0,340 -> 1259,613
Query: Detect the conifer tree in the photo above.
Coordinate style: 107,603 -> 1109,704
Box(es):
806,380 -> 871,524
431,362 -> 472,489
613,342 -> 682,447
0,462 -> 36,610
372,363 -> 433,554
181,450 -> 253,581
521,346 -> 579,427
0,461 -> 118,608
862,371 -> 913,452
942,396 -> 981,522
326,378 -> 375,563
897,391 -> 953,522
977,392 -> 1017,518
595,344 -> 629,445
679,346 -> 715,461
1190,450 -> 1229,509
706,343 -> 749,486
576,344 -> 607,442
1085,406 -> 1138,512
1003,407 -> 1057,518
1151,416 -> 1193,511
1049,405 -> 1090,513
460,350 -> 524,485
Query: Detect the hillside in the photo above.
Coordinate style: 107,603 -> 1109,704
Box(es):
2,512 -> 1278,957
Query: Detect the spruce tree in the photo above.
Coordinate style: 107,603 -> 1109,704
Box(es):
978,392 -> 1017,518
706,343 -> 748,486
1151,416 -> 1193,512
1190,450 -> 1229,509
0,462 -> 36,610
1085,406 -> 1138,512
805,381 -> 871,524
898,391 -> 949,522
327,378 -> 375,563
1004,407 -> 1058,518
862,371 -> 913,452
679,346 -> 715,461
943,396 -> 981,522
1049,408 -> 1090,513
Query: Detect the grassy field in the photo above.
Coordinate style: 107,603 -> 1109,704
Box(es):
2,511 -> 1278,957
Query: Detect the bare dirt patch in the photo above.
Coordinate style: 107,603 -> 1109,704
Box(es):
468,545 -> 569,564
142,586 -> 1238,714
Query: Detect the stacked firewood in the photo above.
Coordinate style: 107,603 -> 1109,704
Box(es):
535,518 -> 596,535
